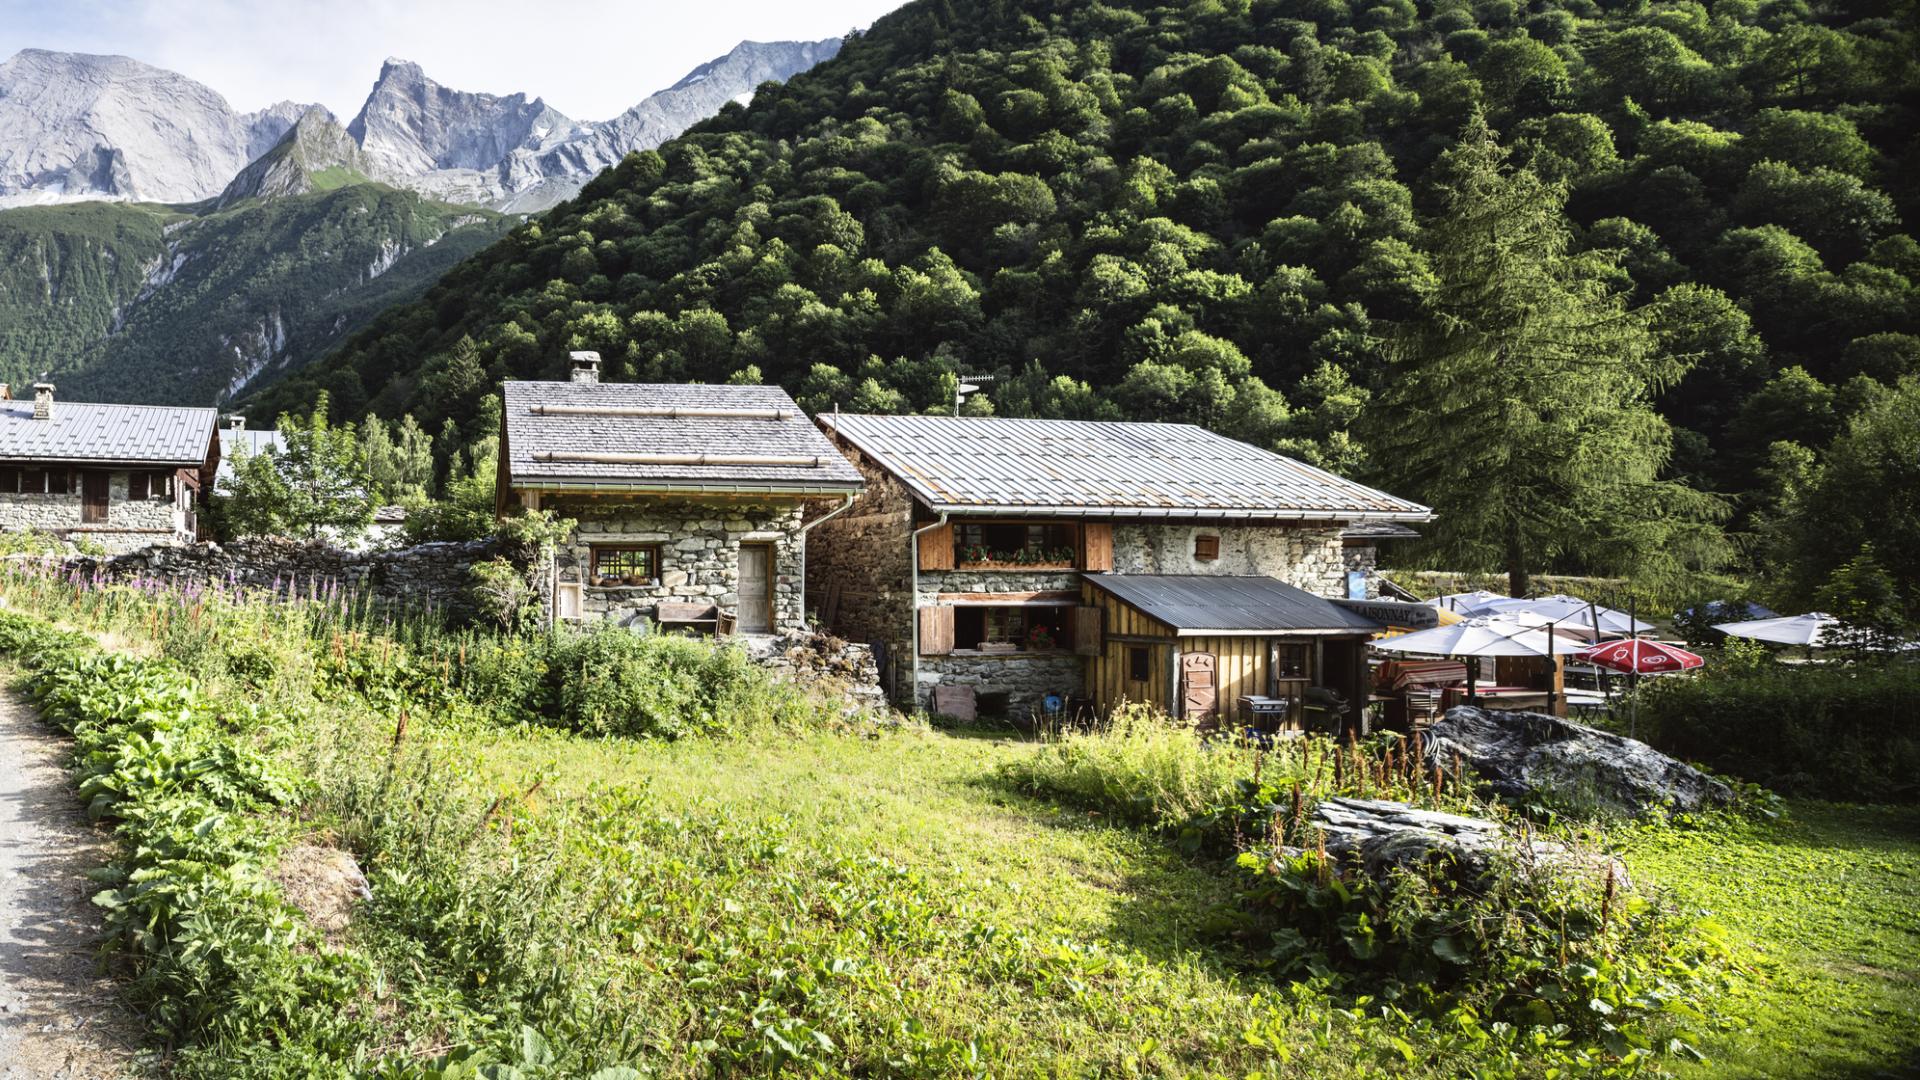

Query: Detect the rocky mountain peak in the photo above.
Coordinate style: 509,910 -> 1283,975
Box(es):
348,57 -> 572,178
216,106 -> 366,208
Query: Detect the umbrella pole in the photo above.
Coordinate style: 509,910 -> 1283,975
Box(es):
1629,598 -> 1639,739
1464,653 -> 1476,705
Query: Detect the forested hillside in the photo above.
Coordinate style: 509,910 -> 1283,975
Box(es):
0,187 -> 514,404
255,0 -> 1920,595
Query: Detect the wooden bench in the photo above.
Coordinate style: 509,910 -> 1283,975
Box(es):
654,602 -> 733,636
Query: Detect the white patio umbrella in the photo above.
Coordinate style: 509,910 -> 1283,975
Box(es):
1425,589 -> 1512,613
1712,611 -> 1837,647
1480,594 -> 1655,636
1373,615 -> 1588,702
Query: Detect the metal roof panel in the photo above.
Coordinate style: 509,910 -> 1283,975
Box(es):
0,399 -> 217,465
1087,574 -> 1385,633
819,414 -> 1429,519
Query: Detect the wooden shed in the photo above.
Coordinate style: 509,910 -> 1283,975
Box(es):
1081,575 -> 1383,732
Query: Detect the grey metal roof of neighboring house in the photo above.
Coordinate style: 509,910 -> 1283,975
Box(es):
0,398 -> 217,466
817,414 -> 1430,520
215,428 -> 286,488
1087,574 -> 1385,634
1341,521 -> 1422,540
503,381 -> 865,493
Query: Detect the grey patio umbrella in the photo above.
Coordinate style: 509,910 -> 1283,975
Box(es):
1480,593 -> 1655,637
1712,612 -> 1837,647
1372,615 -> 1588,703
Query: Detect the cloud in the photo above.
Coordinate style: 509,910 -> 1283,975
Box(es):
1,0 -> 903,119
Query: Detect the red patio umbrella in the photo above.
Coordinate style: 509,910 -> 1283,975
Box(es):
1580,638 -> 1705,674
1578,638 -> 1703,737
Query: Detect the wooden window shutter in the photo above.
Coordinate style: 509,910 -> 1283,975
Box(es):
1080,522 -> 1114,571
1072,605 -> 1103,656
1194,534 -> 1220,561
129,473 -> 149,500
918,606 -> 954,655
917,522 -> 955,571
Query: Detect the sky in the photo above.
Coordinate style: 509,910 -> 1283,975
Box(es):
0,0 -> 908,120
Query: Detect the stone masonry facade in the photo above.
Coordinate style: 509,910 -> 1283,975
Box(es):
553,500 -> 807,632
804,450 -> 917,681
1112,522 -> 1348,594
0,470 -> 194,555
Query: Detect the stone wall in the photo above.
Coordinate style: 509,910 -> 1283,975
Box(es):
805,449 -> 917,686
552,499 -> 807,632
73,537 -> 511,621
920,652 -> 1086,721
1112,522 -> 1347,595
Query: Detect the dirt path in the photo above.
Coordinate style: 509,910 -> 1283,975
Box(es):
0,689 -> 138,1078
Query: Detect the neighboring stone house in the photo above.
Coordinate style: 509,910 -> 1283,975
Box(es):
497,354 -> 865,634
213,414 -> 285,494
808,413 -> 1431,722
0,382 -> 217,554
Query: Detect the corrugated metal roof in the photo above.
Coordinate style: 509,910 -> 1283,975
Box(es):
819,414 -> 1430,520
504,382 -> 864,492
0,398 -> 217,465
1088,574 -> 1385,633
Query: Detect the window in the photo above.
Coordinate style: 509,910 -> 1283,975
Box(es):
130,473 -> 148,500
1127,646 -> 1151,682
1194,534 -> 1220,561
44,469 -> 67,495
954,521 -> 1079,565
19,469 -> 42,493
952,605 -> 1069,652
589,545 -> 661,586
0,467 -> 14,493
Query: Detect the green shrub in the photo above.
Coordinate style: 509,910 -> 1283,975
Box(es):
543,626 -> 819,739
1634,658 -> 1920,801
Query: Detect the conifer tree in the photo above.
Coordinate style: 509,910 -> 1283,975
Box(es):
1368,113 -> 1727,595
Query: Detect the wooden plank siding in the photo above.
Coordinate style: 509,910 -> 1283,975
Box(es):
1082,580 -> 1174,716
1081,579 -> 1372,730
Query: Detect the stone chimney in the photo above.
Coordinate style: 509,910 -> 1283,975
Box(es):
32,383 -> 54,421
225,414 -> 247,432
569,351 -> 601,385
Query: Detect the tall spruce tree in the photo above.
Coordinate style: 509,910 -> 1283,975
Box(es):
1369,114 -> 1727,595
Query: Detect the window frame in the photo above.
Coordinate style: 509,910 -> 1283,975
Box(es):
588,544 -> 663,586
1127,646 -> 1152,683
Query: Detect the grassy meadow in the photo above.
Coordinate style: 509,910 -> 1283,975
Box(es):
0,566 -> 1913,1078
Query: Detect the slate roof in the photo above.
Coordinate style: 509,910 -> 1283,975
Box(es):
502,381 -> 864,493
0,398 -> 217,466
818,414 -> 1430,520
1087,575 -> 1386,635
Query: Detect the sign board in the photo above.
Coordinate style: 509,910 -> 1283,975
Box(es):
1333,598 -> 1441,631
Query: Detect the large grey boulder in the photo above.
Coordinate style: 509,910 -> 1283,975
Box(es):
1426,706 -> 1732,817
1302,797 -> 1616,888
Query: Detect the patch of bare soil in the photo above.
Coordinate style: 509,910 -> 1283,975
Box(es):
0,689 -> 139,1078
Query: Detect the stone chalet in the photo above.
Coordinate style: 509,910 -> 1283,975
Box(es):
0,382 -> 218,554
808,414 -> 1432,726
496,354 -> 865,634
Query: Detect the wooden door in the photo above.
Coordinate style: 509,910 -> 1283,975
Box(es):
81,471 -> 108,524
1180,651 -> 1218,722
737,544 -> 773,633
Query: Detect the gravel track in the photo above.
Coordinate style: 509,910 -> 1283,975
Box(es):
0,688 -> 138,1078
